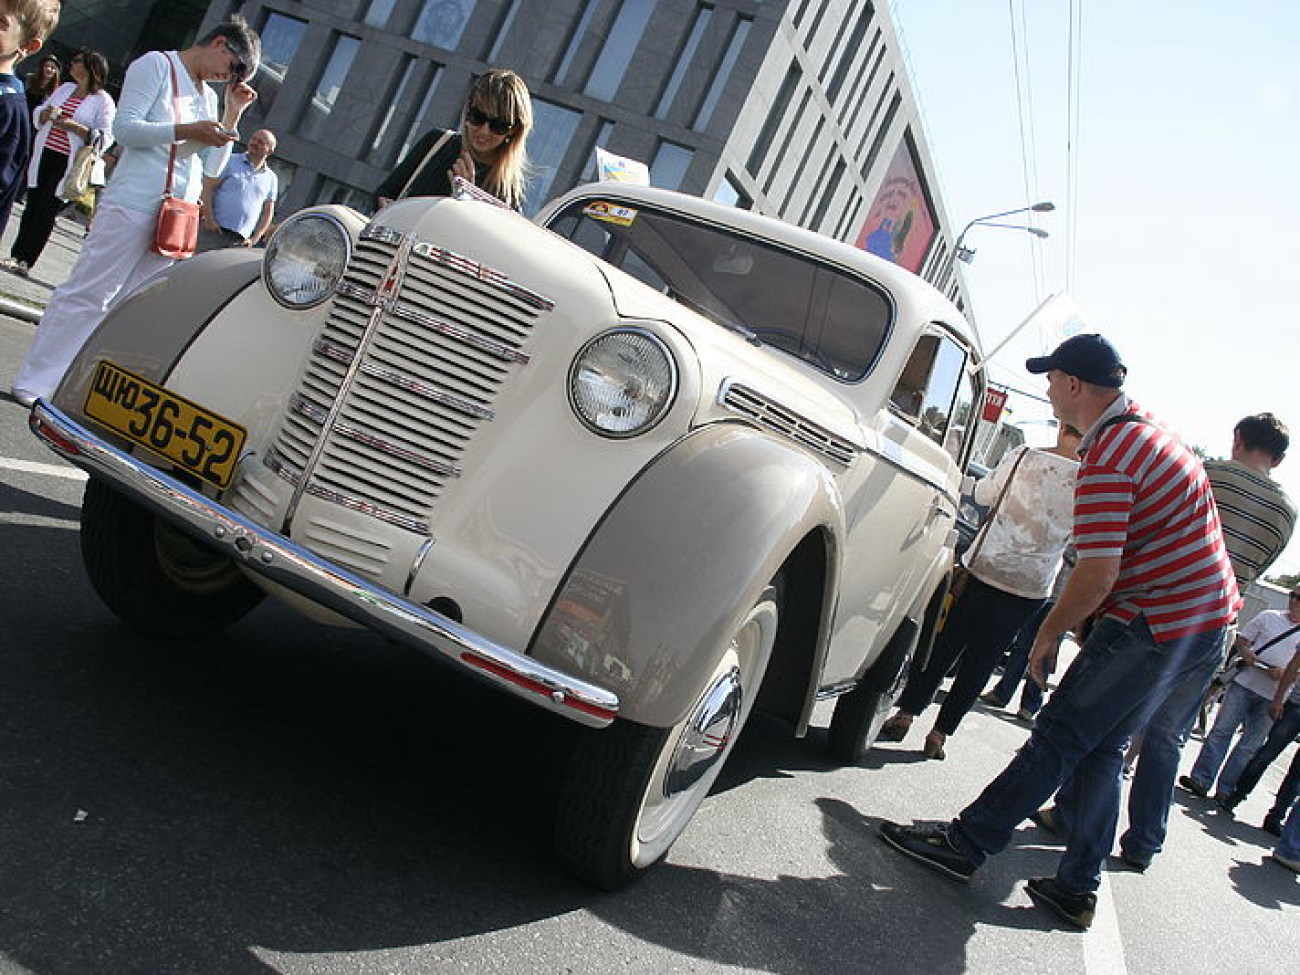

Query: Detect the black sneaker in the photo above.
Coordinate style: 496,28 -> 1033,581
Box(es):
879,820 -> 978,883
1115,850 -> 1151,873
1262,814 -> 1284,836
1178,774 -> 1209,798
1026,876 -> 1097,930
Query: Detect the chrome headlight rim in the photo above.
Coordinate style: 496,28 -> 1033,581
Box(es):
262,210 -> 353,310
568,327 -> 679,439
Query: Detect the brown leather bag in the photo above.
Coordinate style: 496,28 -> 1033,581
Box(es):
150,56 -> 201,260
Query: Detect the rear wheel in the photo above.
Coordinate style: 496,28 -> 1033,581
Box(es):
827,618 -> 919,764
554,585 -> 779,889
80,478 -> 264,638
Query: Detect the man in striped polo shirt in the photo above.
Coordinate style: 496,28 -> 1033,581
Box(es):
1206,414 -> 1295,587
1118,413 -> 1294,861
879,333 -> 1239,930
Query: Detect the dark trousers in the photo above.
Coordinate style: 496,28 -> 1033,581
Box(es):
1230,699 -> 1300,802
1267,748 -> 1300,822
897,574 -> 1043,735
11,147 -> 69,268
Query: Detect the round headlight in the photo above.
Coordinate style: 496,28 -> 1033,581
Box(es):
569,329 -> 678,438
263,212 -> 351,308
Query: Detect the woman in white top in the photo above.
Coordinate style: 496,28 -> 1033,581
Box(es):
879,423 -> 1083,760
11,17 -> 260,407
4,49 -> 115,276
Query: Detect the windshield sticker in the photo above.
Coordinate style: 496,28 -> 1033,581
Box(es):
583,201 -> 638,227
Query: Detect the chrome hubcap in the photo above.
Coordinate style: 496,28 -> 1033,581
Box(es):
664,665 -> 742,797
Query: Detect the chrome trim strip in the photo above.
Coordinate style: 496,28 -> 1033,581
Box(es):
264,446 -> 432,534
334,280 -> 531,364
313,339 -> 496,421
290,394 -> 464,477
284,236 -> 416,529
31,403 -> 618,728
363,221 -> 555,312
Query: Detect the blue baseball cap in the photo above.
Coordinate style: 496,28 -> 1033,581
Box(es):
1026,333 -> 1126,388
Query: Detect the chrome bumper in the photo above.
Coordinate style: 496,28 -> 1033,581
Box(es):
30,402 -> 619,728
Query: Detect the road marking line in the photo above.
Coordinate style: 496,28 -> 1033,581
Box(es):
1083,875 -> 1128,974
0,456 -> 87,481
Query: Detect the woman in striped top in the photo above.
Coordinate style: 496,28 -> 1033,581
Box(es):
2,48 -> 114,277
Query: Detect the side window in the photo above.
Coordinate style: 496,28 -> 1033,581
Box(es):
889,329 -> 971,456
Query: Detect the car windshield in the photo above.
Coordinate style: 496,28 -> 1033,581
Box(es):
546,198 -> 893,382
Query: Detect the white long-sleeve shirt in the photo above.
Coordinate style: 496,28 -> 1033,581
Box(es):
104,50 -> 232,214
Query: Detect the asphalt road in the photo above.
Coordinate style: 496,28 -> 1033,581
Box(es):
2,311 -> 1299,974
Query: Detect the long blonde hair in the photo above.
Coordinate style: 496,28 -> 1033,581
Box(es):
465,69 -> 533,210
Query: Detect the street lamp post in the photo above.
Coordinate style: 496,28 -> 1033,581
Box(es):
935,201 -> 1054,286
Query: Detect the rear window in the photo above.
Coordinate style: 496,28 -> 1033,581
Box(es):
546,199 -> 893,382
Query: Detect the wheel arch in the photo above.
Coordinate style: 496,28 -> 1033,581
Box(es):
530,422 -> 844,729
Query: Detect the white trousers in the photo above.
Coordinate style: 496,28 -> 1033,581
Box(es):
14,204 -> 174,400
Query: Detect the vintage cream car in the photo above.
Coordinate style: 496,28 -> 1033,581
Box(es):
30,182 -> 985,888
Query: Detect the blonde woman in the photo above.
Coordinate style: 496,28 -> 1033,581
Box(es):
376,68 -> 532,211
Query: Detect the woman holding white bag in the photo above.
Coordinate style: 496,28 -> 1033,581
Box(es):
2,48 -> 114,278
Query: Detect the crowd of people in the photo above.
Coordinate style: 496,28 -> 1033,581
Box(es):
1,2 -> 536,408
878,333 -> 1300,931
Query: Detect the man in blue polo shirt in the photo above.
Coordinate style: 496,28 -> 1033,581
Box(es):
197,128 -> 277,251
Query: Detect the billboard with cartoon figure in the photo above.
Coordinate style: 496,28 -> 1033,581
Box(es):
856,139 -> 936,274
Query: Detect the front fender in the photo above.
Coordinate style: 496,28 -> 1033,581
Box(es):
531,423 -> 844,728
52,248 -> 264,416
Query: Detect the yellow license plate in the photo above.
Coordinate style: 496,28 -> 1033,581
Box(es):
84,361 -> 247,488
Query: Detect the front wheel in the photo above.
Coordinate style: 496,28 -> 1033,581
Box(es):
554,585 -> 779,889
80,478 -> 264,638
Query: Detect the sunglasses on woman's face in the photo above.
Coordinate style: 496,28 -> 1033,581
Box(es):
465,105 -> 514,135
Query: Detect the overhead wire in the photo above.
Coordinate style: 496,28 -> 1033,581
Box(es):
1066,0 -> 1083,291
1007,0 -> 1047,303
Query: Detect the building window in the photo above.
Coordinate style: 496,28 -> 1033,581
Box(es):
654,5 -> 712,119
369,56 -> 419,157
399,65 -> 444,159
826,3 -> 874,103
317,175 -> 373,213
412,0 -> 480,51
526,99 -> 583,216
651,141 -> 694,190
554,0 -> 599,85
365,0 -> 398,29
584,0 -> 655,102
746,64 -> 800,176
713,173 -> 751,209
693,15 -> 750,131
298,34 -> 361,141
487,0 -> 523,63
257,12 -> 308,113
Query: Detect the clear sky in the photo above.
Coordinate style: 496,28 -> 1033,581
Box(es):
891,0 -> 1300,580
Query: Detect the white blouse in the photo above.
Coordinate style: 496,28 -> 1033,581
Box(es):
962,445 -> 1079,599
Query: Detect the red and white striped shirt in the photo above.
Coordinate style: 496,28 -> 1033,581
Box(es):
45,93 -> 84,155
1075,397 -> 1240,640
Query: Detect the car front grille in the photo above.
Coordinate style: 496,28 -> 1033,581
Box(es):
264,226 -> 553,538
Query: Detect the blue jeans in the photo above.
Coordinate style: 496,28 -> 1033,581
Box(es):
949,616 -> 1227,893
897,575 -> 1043,736
1117,634 -> 1224,861
987,601 -> 1050,715
1269,749 -> 1300,823
1276,796 -> 1300,861
1228,699 -> 1300,801
1188,681 -> 1273,795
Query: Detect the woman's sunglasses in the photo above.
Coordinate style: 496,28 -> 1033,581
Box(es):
465,105 -> 514,135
